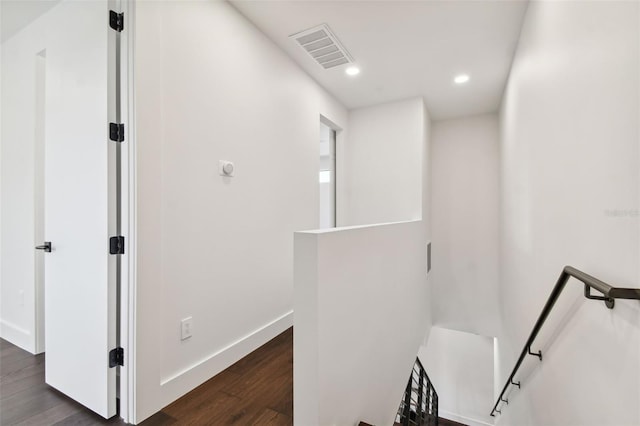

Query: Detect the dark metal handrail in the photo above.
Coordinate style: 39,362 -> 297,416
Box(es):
397,358 -> 439,426
490,266 -> 640,417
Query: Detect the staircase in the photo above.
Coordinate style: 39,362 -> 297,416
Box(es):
395,358 -> 439,426
359,358 -> 468,426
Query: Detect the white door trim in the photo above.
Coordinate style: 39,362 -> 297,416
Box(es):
118,0 -> 136,423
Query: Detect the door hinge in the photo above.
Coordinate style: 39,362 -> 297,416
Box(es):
109,123 -> 125,142
109,236 -> 125,255
109,347 -> 124,368
109,11 -> 124,32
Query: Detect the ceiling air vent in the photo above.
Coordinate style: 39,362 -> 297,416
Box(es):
289,24 -> 354,69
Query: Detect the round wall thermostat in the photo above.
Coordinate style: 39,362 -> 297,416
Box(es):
219,160 -> 235,177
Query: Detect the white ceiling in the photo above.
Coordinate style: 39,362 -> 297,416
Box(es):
1,0 -> 528,119
1,0 -> 61,43
230,0 -> 529,120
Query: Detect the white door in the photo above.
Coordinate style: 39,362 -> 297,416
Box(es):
42,0 -> 119,418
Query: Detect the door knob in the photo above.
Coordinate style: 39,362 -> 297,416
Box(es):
35,242 -> 52,252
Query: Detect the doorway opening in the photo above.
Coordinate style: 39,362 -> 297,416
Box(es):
34,49 -> 47,354
2,1 -> 132,422
319,121 -> 337,229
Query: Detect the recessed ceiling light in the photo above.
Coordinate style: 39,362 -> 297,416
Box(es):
345,66 -> 360,76
454,74 -> 470,84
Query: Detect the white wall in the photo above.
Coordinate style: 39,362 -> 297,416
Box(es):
343,97 -> 427,227
133,1 -> 348,422
420,326 -> 494,426
497,1 -> 640,425
294,220 -> 431,426
422,102 -> 433,348
0,4 -> 51,353
431,115 -> 500,337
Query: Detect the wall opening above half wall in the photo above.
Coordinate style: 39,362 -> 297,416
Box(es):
294,220 -> 432,426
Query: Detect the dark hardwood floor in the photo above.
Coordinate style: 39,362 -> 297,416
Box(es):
438,418 -> 467,426
144,328 -> 293,426
0,338 -> 125,425
0,328 -> 293,425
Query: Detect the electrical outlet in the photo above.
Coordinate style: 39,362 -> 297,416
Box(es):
181,317 -> 193,341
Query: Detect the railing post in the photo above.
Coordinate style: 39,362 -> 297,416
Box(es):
402,375 -> 412,426
434,392 -> 438,426
417,371 -> 424,423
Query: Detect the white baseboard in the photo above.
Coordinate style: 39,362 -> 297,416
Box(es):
0,319 -> 34,353
157,311 -> 293,410
440,409 -> 494,426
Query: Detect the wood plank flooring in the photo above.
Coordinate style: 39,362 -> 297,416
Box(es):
438,417 -> 468,426
0,338 -> 125,425
0,328 -> 293,425
146,328 -> 293,425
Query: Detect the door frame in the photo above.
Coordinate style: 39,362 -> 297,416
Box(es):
320,115 -> 344,227
118,0 -> 136,423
